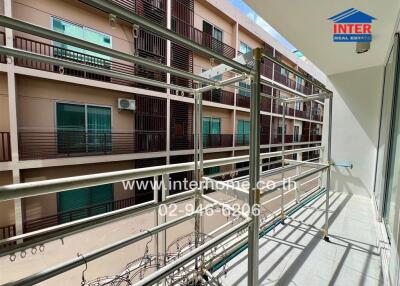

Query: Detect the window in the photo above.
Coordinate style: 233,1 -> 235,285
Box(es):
239,81 -> 251,97
203,21 -> 223,53
58,184 -> 113,223
203,117 -> 221,147
52,18 -> 112,65
239,42 -> 252,54
295,101 -> 302,111
295,76 -> 303,92
277,119 -> 287,135
204,166 -> 220,176
237,120 -> 250,145
280,67 -> 289,77
56,102 -> 111,154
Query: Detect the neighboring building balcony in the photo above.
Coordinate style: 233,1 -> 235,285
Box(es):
203,134 -> 233,148
0,224 -> 16,248
203,90 -> 235,106
0,132 -> 11,162
23,196 -> 136,233
171,15 -> 236,58
236,94 -> 250,109
261,96 -> 271,112
0,31 -> 5,63
111,0 -> 167,26
18,130 -> 166,160
170,134 -> 233,150
274,72 -> 313,95
11,36 -> 166,90
271,134 -> 295,144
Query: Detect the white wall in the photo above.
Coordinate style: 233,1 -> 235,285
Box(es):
323,65 -> 384,197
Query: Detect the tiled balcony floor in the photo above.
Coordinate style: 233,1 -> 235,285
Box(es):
218,191 -> 383,285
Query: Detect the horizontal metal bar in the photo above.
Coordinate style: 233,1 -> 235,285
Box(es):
261,52 -> 331,94
260,75 -> 324,105
135,219 -> 251,286
284,93 -> 331,103
0,46 -> 193,93
3,203 -> 219,286
201,193 -> 249,219
79,0 -> 252,74
195,74 -> 247,93
285,159 -> 328,169
261,165 -> 328,196
0,15 -> 216,86
0,191 -> 195,254
203,177 -> 249,202
0,146 -> 323,202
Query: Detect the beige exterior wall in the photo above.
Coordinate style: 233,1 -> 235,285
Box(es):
203,106 -> 233,134
194,0 -> 235,48
238,27 -> 263,50
12,0 -> 134,63
16,76 -> 134,132
0,73 -> 9,132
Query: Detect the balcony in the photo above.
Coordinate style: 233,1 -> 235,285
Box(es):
0,224 -> 16,248
12,36 -> 166,91
271,134 -> 295,144
236,94 -> 251,108
203,134 -> 233,148
171,14 -> 236,59
0,132 -> 11,162
18,131 -> 166,160
203,90 -> 234,106
23,196 -> 137,233
112,0 -> 166,26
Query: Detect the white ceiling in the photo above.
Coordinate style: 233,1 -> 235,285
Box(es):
244,0 -> 400,75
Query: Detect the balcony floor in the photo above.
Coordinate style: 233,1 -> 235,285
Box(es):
218,191 -> 383,285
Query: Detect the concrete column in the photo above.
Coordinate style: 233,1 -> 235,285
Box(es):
4,0 -> 23,236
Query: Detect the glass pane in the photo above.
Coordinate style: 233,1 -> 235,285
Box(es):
239,42 -> 251,54
56,103 -> 86,154
202,117 -> 210,134
375,43 -> 397,215
213,28 -> 222,42
211,118 -> 221,134
202,21 -> 212,34
90,184 -> 113,215
87,106 -> 112,152
52,18 -> 84,59
84,28 -> 112,62
58,188 -> 90,223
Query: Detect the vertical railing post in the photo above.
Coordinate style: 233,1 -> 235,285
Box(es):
248,47 -> 261,286
323,93 -> 333,242
280,101 -> 287,222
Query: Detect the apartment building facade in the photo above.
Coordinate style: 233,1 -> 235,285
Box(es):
0,0 -> 324,240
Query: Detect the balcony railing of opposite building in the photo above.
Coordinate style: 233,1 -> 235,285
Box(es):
170,134 -> 233,150
203,134 -> 233,148
18,130 -> 166,160
13,36 -> 166,90
274,72 -> 313,95
0,224 -> 16,248
110,0 -> 167,26
171,16 -> 236,59
23,196 -> 137,233
203,90 -> 234,106
0,31 -> 6,63
236,94 -> 250,109
271,134 -> 295,144
0,132 -> 11,162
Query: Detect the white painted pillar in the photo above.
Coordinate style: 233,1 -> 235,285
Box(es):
4,0 -> 23,236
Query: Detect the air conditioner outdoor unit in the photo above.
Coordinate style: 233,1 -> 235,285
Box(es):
118,98 -> 136,111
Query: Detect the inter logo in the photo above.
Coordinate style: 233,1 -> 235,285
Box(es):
328,8 -> 376,42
